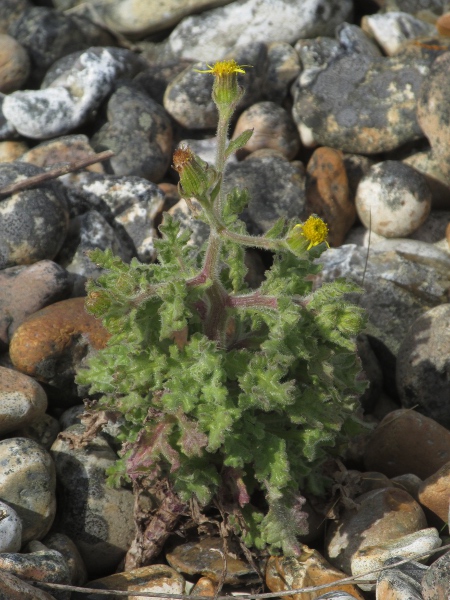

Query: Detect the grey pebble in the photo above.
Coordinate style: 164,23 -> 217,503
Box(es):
0,437 -> 56,543
0,162 -> 69,269
91,83 -> 173,182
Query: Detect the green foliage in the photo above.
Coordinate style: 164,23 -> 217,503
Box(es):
76,64 -> 367,558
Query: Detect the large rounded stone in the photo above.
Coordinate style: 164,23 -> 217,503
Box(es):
9,297 -> 109,399
0,366 -> 47,435
0,437 -> 56,543
0,162 -> 69,269
51,425 -> 136,577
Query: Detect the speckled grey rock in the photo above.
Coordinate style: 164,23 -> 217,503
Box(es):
60,171 -> 165,262
0,162 -> 69,269
232,101 -> 300,160
56,210 -> 132,296
8,6 -> 114,85
315,240 -> 450,354
164,0 -> 352,62
376,565 -> 424,599
223,152 -> 306,234
50,425 -> 136,577
91,83 -> 173,182
264,42 -> 301,103
292,38 -> 429,153
0,366 -> 48,435
294,36 -> 341,71
384,0 -> 447,14
316,594 -> 362,600
164,62 -> 216,129
0,0 -> 31,33
0,34 -> 30,93
0,500 -> 22,552
0,570 -> 57,600
3,48 -> 129,139
418,52 -> 450,180
0,260 -> 72,350
396,304 -> 450,427
422,550 -> 450,600
362,12 -> 437,56
0,549 -> 71,600
355,161 -> 432,238
133,59 -> 193,106
168,199 -> 210,250
0,437 -> 56,543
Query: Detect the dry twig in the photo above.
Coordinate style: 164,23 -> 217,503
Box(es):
0,150 -> 114,197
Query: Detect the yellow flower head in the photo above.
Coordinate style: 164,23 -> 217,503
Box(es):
286,215 -> 330,254
295,215 -> 330,250
195,60 -> 248,77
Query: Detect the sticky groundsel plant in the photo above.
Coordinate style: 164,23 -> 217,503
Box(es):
76,60 -> 367,567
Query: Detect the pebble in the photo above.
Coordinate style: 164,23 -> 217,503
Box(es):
0,0 -> 31,33
355,160 -> 432,238
50,424 -> 136,577
76,564 -> 186,600
391,473 -> 423,500
0,365 -> 47,435
16,412 -> 60,451
265,549 -> 364,600
0,140 -> 28,162
351,528 -> 441,590
0,33 -> 30,93
0,260 -> 72,350
224,152 -> 306,234
2,48 -> 130,139
361,12 -> 437,56
0,570 -> 57,600
396,304 -> 450,426
421,550 -> 450,600
305,147 -> 355,247
0,549 -> 71,598
60,171 -> 165,263
42,532 -> 88,586
163,62 -> 216,129
91,83 -> 173,182
376,566 -> 424,600
165,0 -> 353,61
264,41 -> 301,103
417,51 -> 450,179
0,162 -> 69,269
292,39 -> 429,153
418,461 -> 450,523
0,437 -> 56,543
231,101 -> 300,160
364,409 -> 450,479
9,297 -> 109,401
8,6 -> 114,86
20,134 -> 105,173
325,487 -> 427,574
0,500 -> 22,552
166,537 -> 259,584
315,239 -> 450,355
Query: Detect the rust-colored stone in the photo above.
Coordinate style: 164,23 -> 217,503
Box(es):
9,297 -> 109,386
305,146 -> 355,247
436,13 -> 450,37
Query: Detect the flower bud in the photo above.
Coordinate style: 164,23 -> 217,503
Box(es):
172,145 -> 214,198
195,60 -> 247,110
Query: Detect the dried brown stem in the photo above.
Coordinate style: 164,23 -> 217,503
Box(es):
125,482 -> 187,570
0,150 -> 115,197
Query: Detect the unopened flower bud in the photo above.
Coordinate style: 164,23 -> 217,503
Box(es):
172,145 -> 214,198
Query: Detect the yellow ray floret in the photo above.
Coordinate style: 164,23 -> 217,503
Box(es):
195,60 -> 248,77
